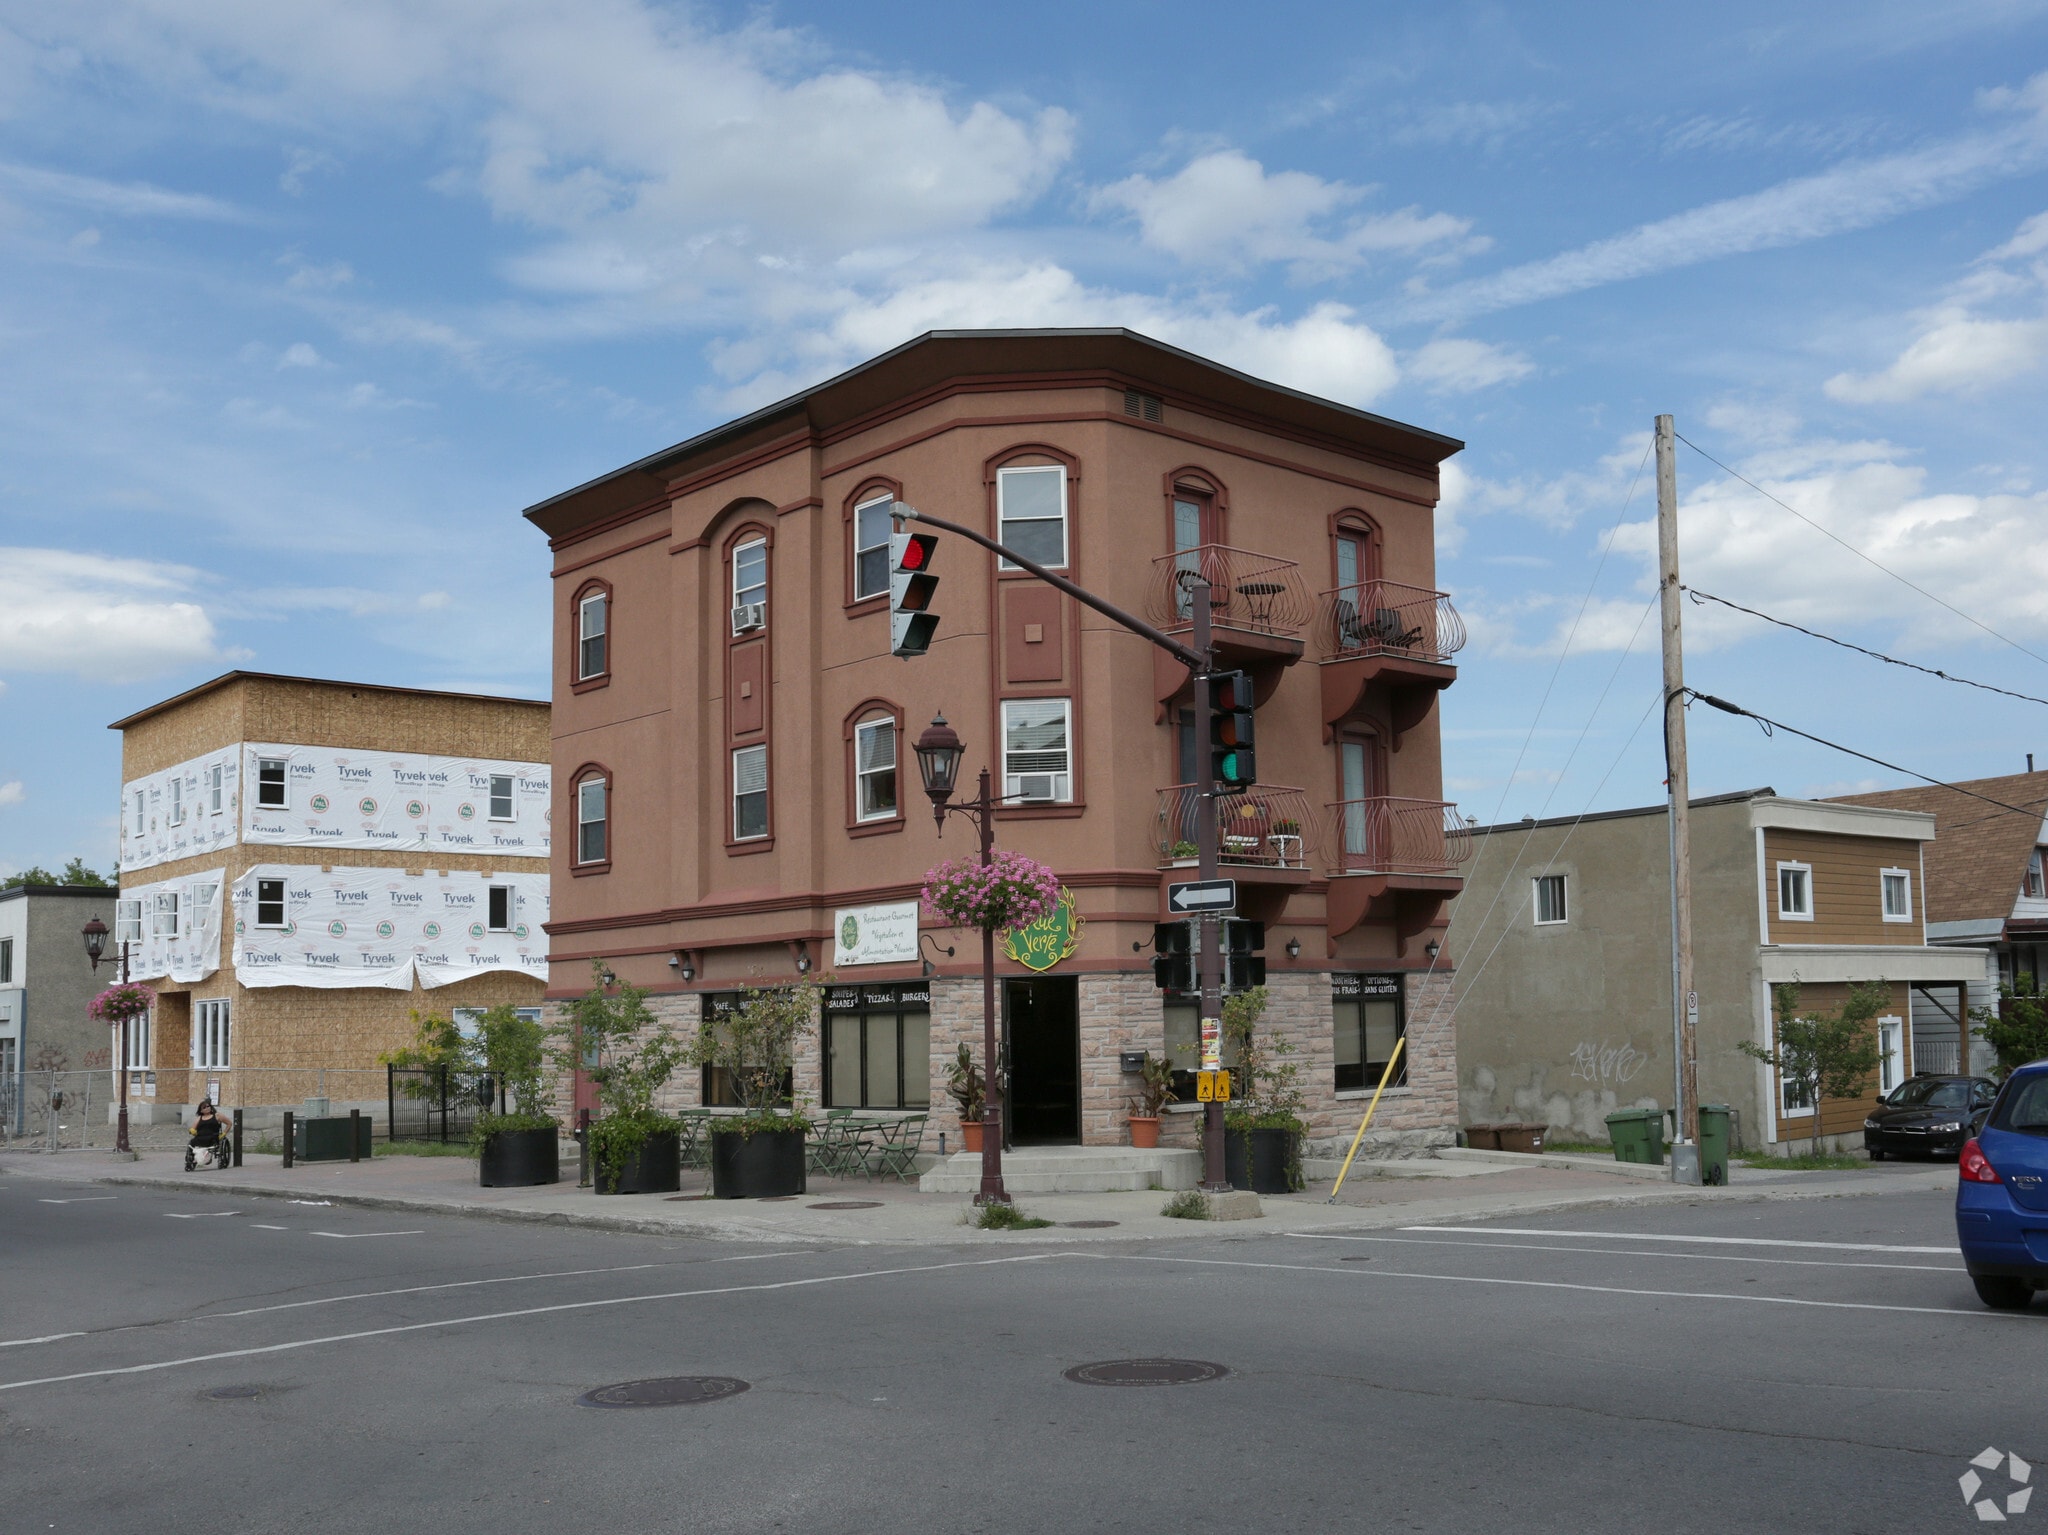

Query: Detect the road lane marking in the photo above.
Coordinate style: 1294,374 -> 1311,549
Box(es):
38,1198 -> 116,1204
309,1230 -> 423,1239
1113,1253 -> 2028,1319
0,1334 -> 85,1348
200,1263 -> 669,1320
1401,1226 -> 1957,1254
1288,1232 -> 1965,1273
165,1212 -> 238,1219
250,1225 -> 288,1231
0,1253 -> 1064,1394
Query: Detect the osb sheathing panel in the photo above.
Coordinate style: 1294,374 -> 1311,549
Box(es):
121,685 -> 247,779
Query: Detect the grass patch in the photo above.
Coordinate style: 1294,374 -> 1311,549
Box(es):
1537,1138 -> 1611,1156
1160,1190 -> 1209,1220
1737,1151 -> 1868,1172
375,1139 -> 478,1158
975,1202 -> 1053,1230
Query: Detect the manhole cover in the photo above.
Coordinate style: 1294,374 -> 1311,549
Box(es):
576,1376 -> 750,1409
205,1385 -> 263,1400
1063,1358 -> 1228,1387
808,1201 -> 882,1210
1060,1220 -> 1120,1229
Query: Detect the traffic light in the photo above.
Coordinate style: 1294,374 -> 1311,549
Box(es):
1151,920 -> 1192,992
1209,671 -> 1255,788
1224,919 -> 1266,992
889,531 -> 940,657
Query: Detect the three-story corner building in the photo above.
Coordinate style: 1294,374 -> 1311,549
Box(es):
528,329 -> 1470,1154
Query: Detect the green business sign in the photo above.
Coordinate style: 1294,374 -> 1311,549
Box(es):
1003,886 -> 1084,973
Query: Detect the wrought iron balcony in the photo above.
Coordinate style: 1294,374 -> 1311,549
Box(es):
1148,545 -> 1312,639
1320,581 -> 1465,664
1323,797 -> 1473,876
1153,784 -> 1317,869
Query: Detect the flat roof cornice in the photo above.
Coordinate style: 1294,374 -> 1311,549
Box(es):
108,670 -> 549,732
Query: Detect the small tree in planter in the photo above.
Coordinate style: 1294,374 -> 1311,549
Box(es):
1221,986 -> 1307,1192
689,981 -> 818,1198
945,1042 -> 986,1152
1127,1052 -> 1174,1148
471,1004 -> 560,1186
557,962 -> 686,1194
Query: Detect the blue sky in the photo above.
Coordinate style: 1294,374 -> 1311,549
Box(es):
5,0 -> 2048,875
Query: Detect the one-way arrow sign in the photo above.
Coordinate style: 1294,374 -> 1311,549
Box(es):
1166,878 -> 1237,915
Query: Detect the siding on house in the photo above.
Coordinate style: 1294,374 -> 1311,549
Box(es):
1765,978 -> 1912,1140
1760,829 -> 1926,947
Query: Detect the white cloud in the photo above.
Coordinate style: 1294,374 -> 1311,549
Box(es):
277,342 -> 323,368
1093,150 -> 1478,277
0,548 -> 228,684
1408,73 -> 2048,323
1405,337 -> 1533,393
0,159 -> 243,221
0,781 -> 24,808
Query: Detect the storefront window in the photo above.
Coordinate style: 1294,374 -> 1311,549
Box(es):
822,983 -> 931,1108
1334,974 -> 1405,1091
699,992 -> 795,1106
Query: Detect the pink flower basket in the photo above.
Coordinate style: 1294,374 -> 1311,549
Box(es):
921,850 -> 1061,934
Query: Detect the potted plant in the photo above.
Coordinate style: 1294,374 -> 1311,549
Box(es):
946,1042 -> 986,1153
471,1003 -> 560,1187
690,981 -> 816,1198
1221,986 -> 1307,1194
558,962 -> 685,1194
1169,839 -> 1198,863
1127,1052 -> 1174,1149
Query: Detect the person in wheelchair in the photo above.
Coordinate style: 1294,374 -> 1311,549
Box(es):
185,1100 -> 232,1170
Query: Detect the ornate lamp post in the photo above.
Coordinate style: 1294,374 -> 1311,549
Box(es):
81,914 -> 133,1155
913,712 -> 1010,1206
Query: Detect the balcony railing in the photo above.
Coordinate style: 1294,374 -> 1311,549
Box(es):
1148,545 -> 1312,638
1324,797 -> 1473,876
1320,581 -> 1466,663
1154,784 -> 1317,870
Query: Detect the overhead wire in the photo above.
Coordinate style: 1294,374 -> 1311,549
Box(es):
1686,587 -> 2048,710
1675,432 -> 2048,670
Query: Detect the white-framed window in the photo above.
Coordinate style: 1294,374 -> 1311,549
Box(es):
854,494 -> 895,601
733,744 -> 769,840
132,790 -> 146,836
255,878 -> 286,929
1780,1068 -> 1813,1116
453,1005 -> 542,1040
997,464 -> 1067,570
122,1010 -> 151,1070
150,890 -> 180,937
256,757 -> 288,809
1881,868 -> 1912,923
185,882 -> 218,936
1877,1016 -> 1903,1096
488,885 -> 513,932
115,899 -> 142,945
1001,697 -> 1073,803
168,777 -> 184,826
578,590 -> 609,680
1533,872 -> 1569,925
0,937 -> 12,984
209,763 -> 224,815
732,538 -> 768,633
2027,848 -> 2046,901
855,716 -> 898,822
576,777 -> 608,865
489,774 -> 515,821
193,999 -> 231,1070
1776,862 -> 1812,922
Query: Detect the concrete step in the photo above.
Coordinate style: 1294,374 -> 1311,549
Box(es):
919,1145 -> 1202,1194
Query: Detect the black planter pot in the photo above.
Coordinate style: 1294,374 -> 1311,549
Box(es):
597,1128 -> 681,1195
710,1127 -> 807,1199
477,1127 -> 560,1188
1225,1126 -> 1299,1195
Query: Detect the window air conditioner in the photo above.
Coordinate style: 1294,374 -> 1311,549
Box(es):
1006,773 -> 1067,803
731,602 -> 766,633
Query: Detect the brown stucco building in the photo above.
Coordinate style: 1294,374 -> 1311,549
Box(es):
527,329 -> 1472,1156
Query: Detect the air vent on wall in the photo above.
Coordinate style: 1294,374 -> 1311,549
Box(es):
1123,389 -> 1163,423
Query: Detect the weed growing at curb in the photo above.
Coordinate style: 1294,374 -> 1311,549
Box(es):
1737,1151 -> 1870,1172
975,1202 -> 1054,1230
1160,1191 -> 1209,1220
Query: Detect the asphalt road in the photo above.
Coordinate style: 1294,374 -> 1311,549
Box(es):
1,1168 -> 2031,1534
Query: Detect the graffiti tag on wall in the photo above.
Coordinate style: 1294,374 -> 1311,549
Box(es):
1568,1040 -> 1648,1086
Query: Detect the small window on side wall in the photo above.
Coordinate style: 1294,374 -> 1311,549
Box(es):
855,716 -> 898,822
1777,863 -> 1812,921
257,757 -> 288,809
732,538 -> 768,633
489,774 -> 514,821
2026,848 -> 2046,900
576,777 -> 609,865
1533,873 -> 1568,925
997,465 -> 1067,570
1881,868 -> 1912,922
733,745 -> 768,840
578,590 -> 608,680
854,495 -> 895,601
256,878 -> 286,928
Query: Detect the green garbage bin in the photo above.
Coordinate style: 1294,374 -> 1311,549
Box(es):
294,1114 -> 373,1162
1697,1103 -> 1731,1186
1605,1107 -> 1665,1166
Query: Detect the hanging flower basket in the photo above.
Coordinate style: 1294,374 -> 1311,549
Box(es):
921,850 -> 1061,934
89,982 -> 156,1025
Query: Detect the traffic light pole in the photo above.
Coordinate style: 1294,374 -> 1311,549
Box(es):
893,505 -> 1230,1185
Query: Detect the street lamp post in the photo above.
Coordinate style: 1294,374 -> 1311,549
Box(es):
80,915 -> 132,1155
913,712 -> 1012,1206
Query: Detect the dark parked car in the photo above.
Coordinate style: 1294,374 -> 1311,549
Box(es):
1957,1062 -> 2048,1310
1863,1074 -> 1994,1159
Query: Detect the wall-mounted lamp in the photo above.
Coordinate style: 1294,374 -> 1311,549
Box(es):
920,933 -> 955,979
600,967 -> 617,988
669,950 -> 696,982
793,940 -> 812,975
1424,939 -> 1441,963
1284,937 -> 1301,959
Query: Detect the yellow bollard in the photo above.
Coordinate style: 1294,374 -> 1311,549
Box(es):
1327,1035 -> 1407,1202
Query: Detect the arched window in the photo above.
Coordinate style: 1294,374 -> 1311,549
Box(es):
573,580 -> 611,686
573,769 -> 610,868
855,714 -> 898,822
849,482 -> 901,604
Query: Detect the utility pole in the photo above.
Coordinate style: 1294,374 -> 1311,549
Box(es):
1656,414 -> 1700,1184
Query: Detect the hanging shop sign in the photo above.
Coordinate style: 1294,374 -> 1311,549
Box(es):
1002,886 -> 1084,973
832,902 -> 920,967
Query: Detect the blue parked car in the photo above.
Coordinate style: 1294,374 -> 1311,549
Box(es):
1957,1060 -> 2048,1310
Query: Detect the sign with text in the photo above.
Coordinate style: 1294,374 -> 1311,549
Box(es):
833,902 -> 920,967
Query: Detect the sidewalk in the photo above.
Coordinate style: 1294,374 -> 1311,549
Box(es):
0,1146 -> 1956,1246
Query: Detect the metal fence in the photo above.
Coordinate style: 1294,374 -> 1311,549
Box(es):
385,1064 -> 504,1144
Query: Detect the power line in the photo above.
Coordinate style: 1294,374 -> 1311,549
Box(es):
1686,689 -> 2041,818
1686,587 -> 2048,710
1675,432 -> 2048,670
